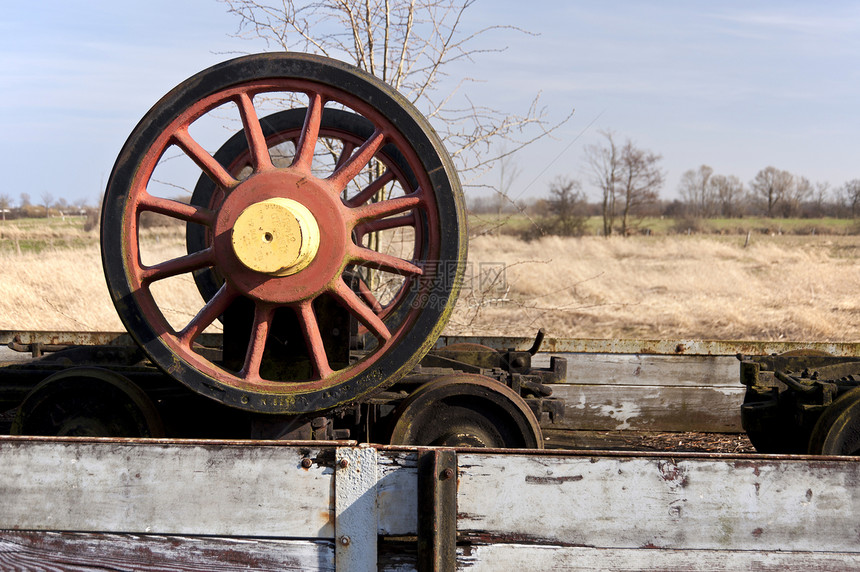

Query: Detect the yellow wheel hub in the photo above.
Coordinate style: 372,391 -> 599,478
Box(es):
231,197 -> 320,276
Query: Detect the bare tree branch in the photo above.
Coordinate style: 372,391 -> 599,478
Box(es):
220,0 -> 570,194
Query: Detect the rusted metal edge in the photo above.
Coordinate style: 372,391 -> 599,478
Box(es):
2,435 -> 856,464
0,331 -> 221,349
436,336 -> 860,357
0,434 -> 358,448
418,448 -> 457,572
376,441 -> 860,463
4,330 -> 859,357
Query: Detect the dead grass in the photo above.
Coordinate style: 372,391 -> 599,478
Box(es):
451,234 -> 860,341
2,221 -> 859,343
0,245 -> 121,331
0,233 -> 212,333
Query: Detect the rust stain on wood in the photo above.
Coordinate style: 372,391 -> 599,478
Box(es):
524,475 -> 583,485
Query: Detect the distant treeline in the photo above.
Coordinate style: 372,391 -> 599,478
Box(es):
471,159 -> 860,238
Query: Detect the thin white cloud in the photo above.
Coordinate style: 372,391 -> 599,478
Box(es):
709,10 -> 860,35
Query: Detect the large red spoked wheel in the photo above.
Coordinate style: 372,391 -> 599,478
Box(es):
101,53 -> 466,414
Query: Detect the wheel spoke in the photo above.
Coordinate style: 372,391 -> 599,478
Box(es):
292,92 -> 324,173
332,278 -> 391,342
172,128 -> 239,190
349,244 -> 424,277
335,141 -> 356,170
138,194 -> 216,226
236,92 -> 274,173
240,303 -> 276,381
357,213 -> 416,235
295,300 -> 334,379
345,170 -> 396,208
139,248 -> 215,284
350,193 -> 422,224
328,130 -> 386,192
355,276 -> 384,314
177,283 -> 239,346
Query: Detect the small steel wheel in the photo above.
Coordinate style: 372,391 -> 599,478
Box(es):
101,53 -> 466,414
808,387 -> 860,455
11,368 -> 164,438
388,374 -> 544,448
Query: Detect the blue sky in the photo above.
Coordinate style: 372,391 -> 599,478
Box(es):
2,1 -> 859,205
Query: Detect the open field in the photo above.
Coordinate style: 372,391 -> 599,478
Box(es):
469,214 -> 860,238
458,233 -> 860,341
1,217 -> 859,342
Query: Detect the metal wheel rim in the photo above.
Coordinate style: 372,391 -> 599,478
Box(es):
388,374 -> 544,449
11,368 -> 165,438
809,386 -> 860,455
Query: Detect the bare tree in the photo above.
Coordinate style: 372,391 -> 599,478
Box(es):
678,165 -> 714,217
0,193 -> 10,221
812,181 -> 830,217
617,140 -> 663,236
584,130 -> 620,237
709,174 -> 744,218
494,150 -> 521,234
781,176 -> 812,217
750,166 -> 793,217
223,0 -> 569,188
842,179 -> 860,218
40,191 -> 54,218
545,176 -> 587,236
19,193 -> 31,207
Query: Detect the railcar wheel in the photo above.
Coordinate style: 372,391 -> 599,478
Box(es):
101,53 -> 466,414
11,368 -> 164,438
388,374 -> 544,449
808,387 -> 860,455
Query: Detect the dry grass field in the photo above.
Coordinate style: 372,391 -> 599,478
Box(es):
1,218 -> 859,342
458,234 -> 860,341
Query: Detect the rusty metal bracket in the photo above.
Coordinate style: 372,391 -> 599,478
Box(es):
7,341 -> 68,358
417,448 -> 457,572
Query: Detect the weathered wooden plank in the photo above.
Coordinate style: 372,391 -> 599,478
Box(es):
457,452 -> 860,553
550,384 -> 744,432
0,439 -> 335,538
0,531 -> 334,571
457,544 -> 860,571
377,450 -> 418,536
533,353 -> 740,387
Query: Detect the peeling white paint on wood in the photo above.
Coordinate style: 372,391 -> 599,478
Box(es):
457,544 -> 860,571
596,400 -> 642,430
0,531 -> 335,571
376,450 -> 417,535
457,452 -> 860,553
0,440 -> 334,538
533,353 -> 741,387
550,384 -> 744,432
3,439 -> 860,569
